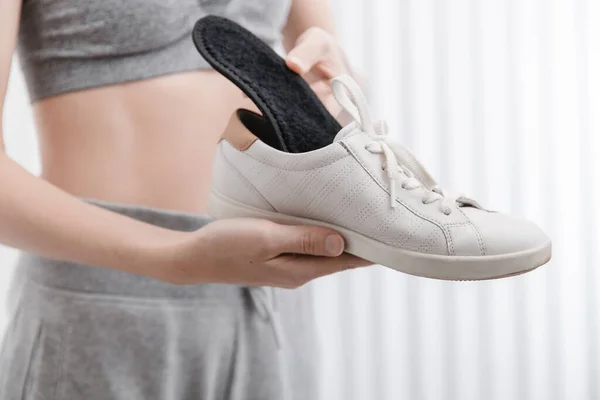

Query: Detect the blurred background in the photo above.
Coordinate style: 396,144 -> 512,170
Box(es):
2,0 -> 599,399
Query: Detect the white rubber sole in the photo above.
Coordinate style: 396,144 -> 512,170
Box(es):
207,190 -> 552,281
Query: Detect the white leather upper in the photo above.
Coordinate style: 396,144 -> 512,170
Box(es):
217,138 -> 449,255
212,144 -> 277,212
212,74 -> 549,258
461,207 -> 547,255
213,131 -> 549,257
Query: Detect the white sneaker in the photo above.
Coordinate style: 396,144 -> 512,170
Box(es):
208,75 -> 551,280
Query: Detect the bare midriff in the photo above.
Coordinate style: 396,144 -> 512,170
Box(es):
33,70 -> 248,213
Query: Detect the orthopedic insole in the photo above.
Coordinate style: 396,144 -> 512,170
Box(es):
192,15 -> 341,153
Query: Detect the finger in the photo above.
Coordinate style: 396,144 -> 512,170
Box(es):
286,29 -> 330,75
308,79 -> 332,97
300,69 -> 324,86
273,253 -> 372,284
316,60 -> 339,79
270,224 -> 346,257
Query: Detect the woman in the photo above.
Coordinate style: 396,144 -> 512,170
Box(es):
0,0 -> 367,398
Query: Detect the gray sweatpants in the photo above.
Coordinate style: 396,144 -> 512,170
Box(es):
0,200 -> 319,400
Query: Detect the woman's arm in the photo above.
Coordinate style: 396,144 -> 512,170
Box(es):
282,0 -> 357,119
282,0 -> 337,51
0,1 -> 187,275
0,0 -> 365,287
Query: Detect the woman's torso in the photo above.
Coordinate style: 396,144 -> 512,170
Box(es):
18,0 -> 290,213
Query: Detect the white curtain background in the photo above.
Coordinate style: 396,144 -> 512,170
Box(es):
2,0 -> 600,399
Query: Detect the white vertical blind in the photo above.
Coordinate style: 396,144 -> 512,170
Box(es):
2,1 -> 599,399
313,0 -> 600,399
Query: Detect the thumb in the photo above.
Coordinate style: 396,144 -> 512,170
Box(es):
286,31 -> 329,75
272,225 -> 346,257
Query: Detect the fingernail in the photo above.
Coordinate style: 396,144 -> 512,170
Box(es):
325,235 -> 344,256
287,56 -> 305,73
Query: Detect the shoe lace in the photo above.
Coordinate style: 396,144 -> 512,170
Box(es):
331,75 -> 456,215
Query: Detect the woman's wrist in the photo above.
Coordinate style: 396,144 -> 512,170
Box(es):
134,225 -> 224,285
106,224 -> 191,282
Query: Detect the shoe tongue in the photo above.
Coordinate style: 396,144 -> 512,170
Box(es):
192,16 -> 340,153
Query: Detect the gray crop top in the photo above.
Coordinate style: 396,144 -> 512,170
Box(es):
17,0 -> 291,101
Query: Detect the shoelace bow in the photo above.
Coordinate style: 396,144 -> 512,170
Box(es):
331,75 -> 459,215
